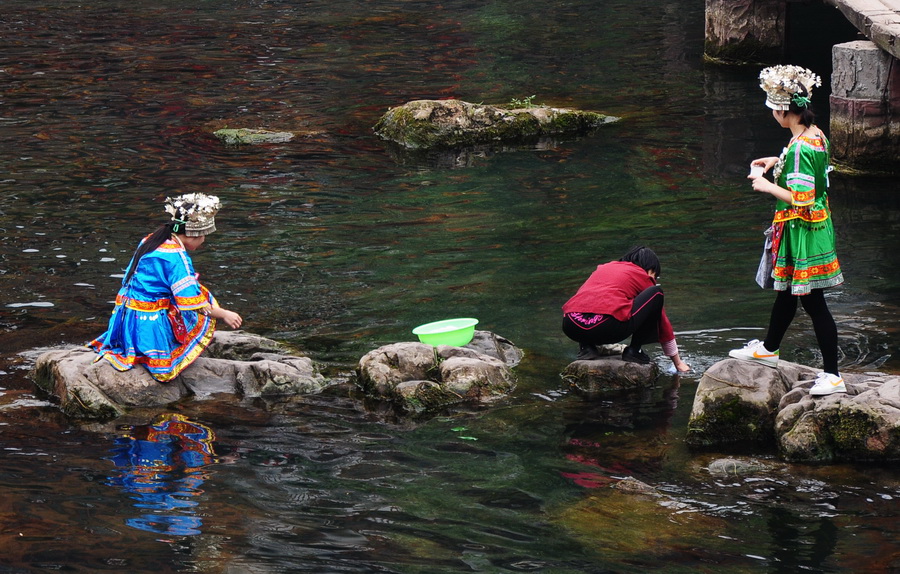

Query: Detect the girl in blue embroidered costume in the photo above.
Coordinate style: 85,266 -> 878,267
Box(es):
728,65 -> 846,396
90,193 -> 243,382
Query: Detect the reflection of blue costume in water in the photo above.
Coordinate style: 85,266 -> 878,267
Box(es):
106,414 -> 216,536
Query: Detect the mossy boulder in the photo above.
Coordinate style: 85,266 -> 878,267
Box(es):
356,331 -> 519,417
373,99 -> 617,150
686,359 -> 814,447
688,359 -> 900,463
776,375 -> 900,463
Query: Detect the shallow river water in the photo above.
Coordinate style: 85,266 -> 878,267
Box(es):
1,1 -> 899,572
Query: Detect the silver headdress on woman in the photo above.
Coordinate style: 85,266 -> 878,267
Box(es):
759,65 -> 822,111
164,193 -> 221,236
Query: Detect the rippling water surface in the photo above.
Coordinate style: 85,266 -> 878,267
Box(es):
1,1 -> 899,572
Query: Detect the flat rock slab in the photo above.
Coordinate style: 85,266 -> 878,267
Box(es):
373,99 -> 617,150
213,128 -> 295,145
561,356 -> 660,394
30,331 -> 328,421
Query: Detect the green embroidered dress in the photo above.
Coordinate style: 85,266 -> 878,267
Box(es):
769,133 -> 843,295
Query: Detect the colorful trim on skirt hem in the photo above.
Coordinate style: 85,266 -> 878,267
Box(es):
773,273 -> 844,295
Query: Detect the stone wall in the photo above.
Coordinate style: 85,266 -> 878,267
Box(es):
704,0 -> 785,64
830,40 -> 900,173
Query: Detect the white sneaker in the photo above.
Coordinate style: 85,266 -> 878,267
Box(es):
809,372 -> 847,396
728,339 -> 779,367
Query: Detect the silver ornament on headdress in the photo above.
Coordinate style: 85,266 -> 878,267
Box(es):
164,193 -> 221,237
759,65 -> 822,111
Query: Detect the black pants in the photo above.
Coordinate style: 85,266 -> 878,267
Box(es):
562,285 -> 664,349
764,288 -> 839,375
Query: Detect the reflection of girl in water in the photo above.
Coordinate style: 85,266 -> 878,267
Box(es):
106,414 -> 216,536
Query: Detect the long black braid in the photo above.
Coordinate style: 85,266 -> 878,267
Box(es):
122,202 -> 192,285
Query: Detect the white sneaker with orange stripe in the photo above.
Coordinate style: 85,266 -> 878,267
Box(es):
810,372 -> 847,396
728,339 -> 779,367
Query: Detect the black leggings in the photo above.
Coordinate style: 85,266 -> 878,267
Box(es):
562,285 -> 664,349
763,289 -> 839,375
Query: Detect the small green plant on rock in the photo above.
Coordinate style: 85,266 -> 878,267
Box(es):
508,95 -> 539,109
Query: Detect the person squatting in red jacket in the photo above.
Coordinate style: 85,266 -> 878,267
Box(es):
562,246 -> 690,372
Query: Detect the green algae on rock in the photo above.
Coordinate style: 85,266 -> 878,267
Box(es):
373,99 -> 618,150
213,128 -> 296,145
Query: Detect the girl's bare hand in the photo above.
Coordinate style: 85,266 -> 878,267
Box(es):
220,310 -> 243,329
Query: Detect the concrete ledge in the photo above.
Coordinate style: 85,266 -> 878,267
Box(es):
827,0 -> 900,60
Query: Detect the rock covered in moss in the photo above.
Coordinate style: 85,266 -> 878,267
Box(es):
213,128 -> 295,145
373,99 -> 617,150
356,332 -> 519,416
686,359 -> 813,447
30,331 -> 329,421
776,375 -> 900,463
687,358 -> 900,463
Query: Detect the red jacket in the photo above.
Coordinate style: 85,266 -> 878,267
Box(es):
562,261 -> 676,347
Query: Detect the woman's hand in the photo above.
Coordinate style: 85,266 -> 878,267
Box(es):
751,176 -> 794,203
751,176 -> 777,194
671,354 -> 691,373
750,157 -> 779,172
207,305 -> 243,329
218,309 -> 243,329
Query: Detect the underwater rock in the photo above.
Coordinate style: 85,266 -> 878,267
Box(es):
30,331 -> 329,421
373,99 -> 617,150
561,354 -> 660,394
611,476 -> 659,495
685,358 -> 813,447
776,374 -> 900,463
213,128 -> 295,145
356,333 -> 518,417
706,457 -> 770,477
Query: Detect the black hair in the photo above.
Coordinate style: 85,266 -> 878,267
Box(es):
122,222 -> 177,285
122,199 -> 196,285
787,84 -> 816,128
619,245 -> 661,278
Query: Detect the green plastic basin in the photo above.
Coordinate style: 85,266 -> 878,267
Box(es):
412,318 -> 479,347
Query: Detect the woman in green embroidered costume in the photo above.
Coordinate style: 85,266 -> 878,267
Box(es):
729,65 -> 846,396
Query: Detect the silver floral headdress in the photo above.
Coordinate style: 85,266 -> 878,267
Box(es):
164,193 -> 221,237
759,65 -> 822,111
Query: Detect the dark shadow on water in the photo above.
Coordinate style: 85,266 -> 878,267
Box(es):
377,135 -> 599,169
565,377 -> 681,430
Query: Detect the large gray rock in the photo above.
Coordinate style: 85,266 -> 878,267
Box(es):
688,358 -> 900,463
686,359 -> 814,447
30,331 -> 328,421
777,374 -> 900,463
373,99 -> 616,150
561,355 -> 660,394
356,334 -> 518,416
